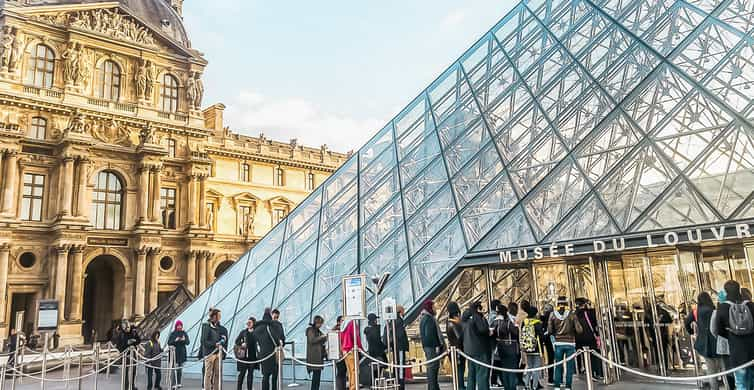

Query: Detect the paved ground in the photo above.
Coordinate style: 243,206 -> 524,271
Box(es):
2,369 -> 700,390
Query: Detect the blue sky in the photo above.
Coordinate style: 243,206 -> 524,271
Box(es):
184,0 -> 517,152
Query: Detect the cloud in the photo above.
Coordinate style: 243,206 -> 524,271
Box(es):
223,91 -> 385,153
441,8 -> 468,28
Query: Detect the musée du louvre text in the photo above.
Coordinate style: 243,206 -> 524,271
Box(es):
498,221 -> 754,263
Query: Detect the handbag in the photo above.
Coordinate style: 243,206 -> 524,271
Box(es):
496,320 -> 520,358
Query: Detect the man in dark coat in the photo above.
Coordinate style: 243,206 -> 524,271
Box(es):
446,302 -> 466,390
235,317 -> 257,390
365,313 -> 386,361
201,309 -> 229,390
306,316 -> 327,390
383,305 -> 410,390
254,308 -> 285,390
419,300 -> 445,390
463,301 -> 491,390
116,320 -> 141,390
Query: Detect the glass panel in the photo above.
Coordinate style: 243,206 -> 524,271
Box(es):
360,124 -> 395,170
314,237 -> 357,304
325,158 -> 358,201
461,171 -> 518,246
276,278 -> 314,330
318,208 -> 357,261
362,228 -> 409,279
443,121 -> 490,175
361,196 -> 404,259
403,159 -> 448,218
548,193 -> 620,242
411,218 -> 466,297
321,181 -> 357,233
452,142 -> 504,208
280,215 -> 320,270
275,243 -> 317,303
232,285 -> 275,343
361,168 -> 400,223
399,133 -> 441,186
406,186 -> 457,256
473,206 -> 536,252
285,188 -> 323,237
238,253 -> 280,307
633,180 -> 718,231
361,146 -> 397,195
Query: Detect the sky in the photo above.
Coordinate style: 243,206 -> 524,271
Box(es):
183,0 -> 518,153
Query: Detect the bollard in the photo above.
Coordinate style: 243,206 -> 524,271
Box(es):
277,347 -> 283,390
10,347 -> 18,390
40,333 -> 49,390
219,347 -> 225,390
18,340 -> 23,385
166,347 -> 173,390
288,341 -> 300,387
449,347 -> 458,390
120,351 -> 126,390
94,343 -> 100,390
64,346 -> 71,390
584,348 -> 594,390
331,361 -> 337,390
77,354 -> 83,390
106,343 -> 112,378
351,322 -> 359,390
0,359 -> 7,390
561,350 -> 567,388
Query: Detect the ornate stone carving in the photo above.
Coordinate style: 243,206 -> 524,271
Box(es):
92,118 -> 132,146
135,59 -> 156,100
32,9 -> 157,47
138,123 -> 157,146
0,25 -> 21,72
64,110 -> 89,135
61,42 -> 92,87
186,72 -> 204,110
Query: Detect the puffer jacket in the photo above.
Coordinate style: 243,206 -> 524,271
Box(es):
547,309 -> 580,345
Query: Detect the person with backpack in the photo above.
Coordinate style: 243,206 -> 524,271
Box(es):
145,331 -> 163,390
575,298 -> 602,380
521,306 -> 545,390
710,290 -> 735,390
492,304 -> 519,390
254,309 -> 284,390
446,302 -> 466,390
686,292 -> 723,390
548,296 -> 582,390
235,317 -> 257,390
713,280 -> 754,390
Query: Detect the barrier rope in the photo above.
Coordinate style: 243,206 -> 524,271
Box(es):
222,347 -> 279,365
588,349 -> 754,382
5,351 -> 124,382
457,349 -> 583,373
359,348 -> 448,369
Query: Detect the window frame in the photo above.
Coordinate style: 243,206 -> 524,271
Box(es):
161,74 -> 179,113
160,187 -> 177,229
21,173 -> 45,221
272,208 -> 286,226
238,205 -> 253,235
97,60 -> 121,101
26,44 -> 55,89
90,171 -> 124,230
241,163 -> 250,182
167,138 -> 177,158
306,172 -> 315,190
274,166 -> 285,187
29,117 -> 47,140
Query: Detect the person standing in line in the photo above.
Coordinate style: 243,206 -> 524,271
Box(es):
145,331 -> 163,390
548,296 -> 582,390
384,306 -> 410,390
713,280 -> 754,390
686,292 -> 723,390
116,320 -> 141,390
168,320 -> 190,388
333,316 -> 347,390
575,298 -> 602,380
254,308 -> 284,390
365,313 -> 386,380
520,305 -> 545,390
464,301 -> 492,390
306,316 -> 328,390
202,309 -> 229,390
446,302 -> 466,390
492,304 -> 518,390
341,318 -> 363,390
7,328 -> 18,367
235,317 -> 257,390
539,304 -> 555,385
419,299 -> 446,390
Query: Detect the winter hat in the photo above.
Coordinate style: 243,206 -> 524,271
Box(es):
421,299 -> 435,314
175,320 -> 183,329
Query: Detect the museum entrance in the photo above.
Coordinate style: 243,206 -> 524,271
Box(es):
82,255 -> 125,343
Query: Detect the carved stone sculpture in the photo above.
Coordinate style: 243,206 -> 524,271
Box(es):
35,9 -> 157,47
186,72 -> 197,109
0,26 -> 14,70
62,42 -> 82,85
65,111 -> 88,135
145,61 -> 156,98
138,124 -> 156,146
135,59 -> 147,99
92,118 -> 131,146
9,29 -> 22,72
195,74 -> 204,109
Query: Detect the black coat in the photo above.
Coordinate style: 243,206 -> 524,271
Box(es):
714,302 -> 754,366
446,318 -> 463,350
116,329 -> 141,353
167,330 -> 189,364
575,308 -> 599,348
419,313 -> 444,349
253,320 -> 284,375
235,328 -> 258,370
685,306 -> 717,358
383,315 -> 409,352
462,310 -> 491,358
365,324 -> 386,361
200,321 -> 228,359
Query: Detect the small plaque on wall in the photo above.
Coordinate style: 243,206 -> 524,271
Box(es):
87,237 -> 129,247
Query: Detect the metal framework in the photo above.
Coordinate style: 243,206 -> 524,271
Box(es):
165,0 -> 754,355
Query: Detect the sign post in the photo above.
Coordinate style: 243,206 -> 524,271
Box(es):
37,300 -> 59,332
342,275 -> 366,390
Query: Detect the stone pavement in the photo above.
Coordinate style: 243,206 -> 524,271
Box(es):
3,370 -> 699,390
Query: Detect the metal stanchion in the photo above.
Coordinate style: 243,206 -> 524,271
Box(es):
166,347 -> 173,390
94,343 -> 100,390
277,347 -> 283,390
584,348 -> 594,390
288,341 -> 300,387
449,347 -> 459,390
331,361 -> 337,390
351,321 -> 359,390
218,348 -> 224,390
10,347 -> 18,390
77,354 -> 83,390
18,340 -> 24,385
41,333 -> 49,390
106,343 -> 112,378
120,350 -> 127,390
0,360 -> 7,390
64,346 -> 71,390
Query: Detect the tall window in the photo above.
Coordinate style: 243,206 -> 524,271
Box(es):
21,174 -> 44,221
306,172 -> 315,190
274,167 -> 284,186
241,163 -> 250,182
238,205 -> 252,235
272,208 -> 286,226
29,117 -> 47,140
97,60 -> 121,100
167,139 -> 176,158
161,74 -> 179,113
91,171 -> 123,230
26,44 -> 55,88
160,187 -> 177,229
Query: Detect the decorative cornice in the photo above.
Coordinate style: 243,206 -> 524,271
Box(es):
204,146 -> 340,172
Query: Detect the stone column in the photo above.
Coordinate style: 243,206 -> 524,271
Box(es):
186,251 -> 197,295
148,248 -> 161,312
186,175 -> 197,227
198,176 -> 207,227
1,151 -> 18,215
137,165 -> 150,223
58,156 -> 75,217
150,166 -> 162,223
134,249 -> 147,319
54,245 -> 70,322
68,246 -> 84,321
0,245 -> 9,326
75,158 -> 90,218
198,251 -> 207,292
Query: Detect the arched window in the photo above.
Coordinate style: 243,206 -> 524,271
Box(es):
97,60 -> 121,100
26,44 -> 55,88
30,117 -> 47,140
90,171 -> 124,230
160,74 -> 179,113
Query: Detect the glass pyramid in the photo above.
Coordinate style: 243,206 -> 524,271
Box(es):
166,0 -> 754,356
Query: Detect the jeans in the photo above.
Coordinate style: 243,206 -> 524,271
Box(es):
553,344 -> 576,388
238,365 -> 255,390
262,365 -> 278,390
704,356 -> 725,390
423,347 -> 441,390
500,351 -> 518,390
467,353 -> 490,390
146,365 -> 162,389
734,366 -> 754,390
525,354 -> 542,389
457,353 -> 467,390
174,362 -> 184,386
310,370 -> 322,390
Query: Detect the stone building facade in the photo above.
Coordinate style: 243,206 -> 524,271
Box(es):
0,0 -> 347,344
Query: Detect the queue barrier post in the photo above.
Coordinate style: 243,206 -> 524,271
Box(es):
167,346 -> 174,390
106,343 -> 112,378
93,343 -> 100,390
449,347 -> 459,390
17,340 -> 23,385
583,347 -> 594,390
331,360 -> 337,390
277,347 -> 284,390
63,346 -> 70,390
120,349 -> 126,390
40,333 -> 48,390
76,353 -> 83,390
10,345 -> 18,390
0,358 -> 7,390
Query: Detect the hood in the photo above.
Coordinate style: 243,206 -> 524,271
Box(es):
552,310 -> 570,320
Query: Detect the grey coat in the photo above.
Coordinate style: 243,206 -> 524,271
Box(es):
305,325 -> 327,372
